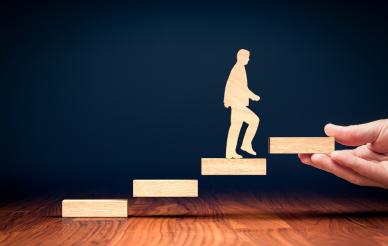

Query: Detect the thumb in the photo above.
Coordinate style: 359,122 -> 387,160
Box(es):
324,120 -> 388,153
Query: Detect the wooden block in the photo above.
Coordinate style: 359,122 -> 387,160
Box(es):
133,180 -> 198,197
62,199 -> 128,217
201,158 -> 266,175
269,137 -> 335,154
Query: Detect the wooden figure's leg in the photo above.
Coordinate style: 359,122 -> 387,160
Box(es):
226,108 -> 243,159
241,107 -> 260,155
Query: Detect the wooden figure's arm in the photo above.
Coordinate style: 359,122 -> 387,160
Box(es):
247,88 -> 260,101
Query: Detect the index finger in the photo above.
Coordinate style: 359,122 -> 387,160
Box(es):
324,120 -> 388,153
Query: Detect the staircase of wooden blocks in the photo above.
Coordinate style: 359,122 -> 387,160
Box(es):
62,137 -> 334,217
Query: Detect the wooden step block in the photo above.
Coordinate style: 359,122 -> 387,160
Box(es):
62,199 -> 128,217
133,180 -> 198,197
269,137 -> 335,154
201,158 -> 266,175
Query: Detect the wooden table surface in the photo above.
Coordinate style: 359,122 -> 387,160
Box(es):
1,182 -> 388,246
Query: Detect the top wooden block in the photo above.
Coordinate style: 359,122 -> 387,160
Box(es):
269,137 -> 335,154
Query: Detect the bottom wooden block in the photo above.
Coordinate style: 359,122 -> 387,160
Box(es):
62,199 -> 128,217
133,180 -> 198,197
201,158 -> 266,175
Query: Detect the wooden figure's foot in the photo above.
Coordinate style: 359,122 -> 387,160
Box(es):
226,152 -> 243,159
241,145 -> 256,155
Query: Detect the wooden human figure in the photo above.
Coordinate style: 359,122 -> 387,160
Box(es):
224,49 -> 260,159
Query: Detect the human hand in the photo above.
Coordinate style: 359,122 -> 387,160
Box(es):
299,119 -> 388,189
251,95 -> 260,101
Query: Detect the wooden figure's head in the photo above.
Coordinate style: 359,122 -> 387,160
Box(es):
237,49 -> 250,65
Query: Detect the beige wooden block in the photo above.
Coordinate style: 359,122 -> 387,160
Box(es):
269,137 -> 335,154
201,158 -> 266,175
62,199 -> 128,217
133,180 -> 198,197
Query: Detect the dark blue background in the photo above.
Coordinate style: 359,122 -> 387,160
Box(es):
1,0 -> 387,195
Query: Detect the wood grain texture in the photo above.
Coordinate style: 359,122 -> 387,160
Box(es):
269,137 -> 335,154
133,180 -> 198,197
2,184 -> 388,245
201,158 -> 266,175
62,199 -> 128,217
